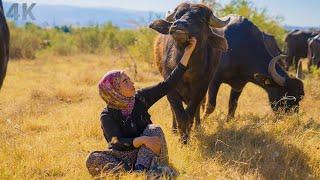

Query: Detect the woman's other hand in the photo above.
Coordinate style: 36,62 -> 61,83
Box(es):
144,136 -> 161,155
133,136 -> 161,155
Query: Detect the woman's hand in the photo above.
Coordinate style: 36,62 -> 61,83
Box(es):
133,136 -> 161,155
180,37 -> 197,67
184,37 -> 197,54
144,136 -> 161,155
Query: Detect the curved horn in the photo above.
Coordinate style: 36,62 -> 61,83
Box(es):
268,55 -> 287,86
209,14 -> 230,28
165,10 -> 175,22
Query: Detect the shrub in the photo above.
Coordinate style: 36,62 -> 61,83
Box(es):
50,34 -> 77,56
9,22 -> 44,59
74,26 -> 104,54
127,28 -> 156,63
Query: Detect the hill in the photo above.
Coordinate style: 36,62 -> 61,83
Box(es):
2,2 -> 163,28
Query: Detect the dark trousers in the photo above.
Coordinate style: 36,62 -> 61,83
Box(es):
86,124 -> 168,176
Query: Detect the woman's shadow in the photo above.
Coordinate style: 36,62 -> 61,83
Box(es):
195,119 -> 315,179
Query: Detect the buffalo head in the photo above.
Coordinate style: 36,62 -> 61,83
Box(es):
255,55 -> 304,113
149,3 -> 229,51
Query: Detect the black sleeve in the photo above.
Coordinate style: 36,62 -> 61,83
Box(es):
100,112 -> 136,151
136,63 -> 187,109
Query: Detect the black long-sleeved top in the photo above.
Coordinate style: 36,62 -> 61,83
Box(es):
100,63 -> 187,151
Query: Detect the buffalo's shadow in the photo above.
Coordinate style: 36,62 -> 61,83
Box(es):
194,121 -> 315,179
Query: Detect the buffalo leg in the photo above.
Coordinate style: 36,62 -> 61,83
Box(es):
169,105 -> 177,133
166,91 -> 189,142
201,96 -> 206,112
285,54 -> 293,71
194,97 -> 206,128
185,85 -> 209,132
194,104 -> 201,128
294,56 -> 301,71
307,58 -> 311,72
227,88 -> 243,119
203,80 -> 221,119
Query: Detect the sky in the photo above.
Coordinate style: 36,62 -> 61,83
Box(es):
4,0 -> 320,27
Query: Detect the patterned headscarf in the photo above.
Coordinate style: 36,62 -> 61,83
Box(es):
98,70 -> 135,118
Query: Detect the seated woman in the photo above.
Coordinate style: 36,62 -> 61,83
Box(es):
86,37 -> 196,176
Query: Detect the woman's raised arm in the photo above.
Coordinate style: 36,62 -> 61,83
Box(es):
136,37 -> 197,109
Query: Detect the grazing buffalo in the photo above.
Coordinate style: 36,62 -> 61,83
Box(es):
284,29 -> 319,70
149,3 -> 230,142
203,15 -> 304,119
307,34 -> 320,69
0,0 -> 9,89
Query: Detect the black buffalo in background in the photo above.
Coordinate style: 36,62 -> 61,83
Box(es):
0,0 -> 9,89
284,29 -> 319,71
203,15 -> 304,119
307,34 -> 320,70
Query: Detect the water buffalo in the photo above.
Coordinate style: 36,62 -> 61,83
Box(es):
149,3 -> 230,142
0,0 -> 10,89
307,34 -> 320,69
284,29 -> 319,70
203,15 -> 304,119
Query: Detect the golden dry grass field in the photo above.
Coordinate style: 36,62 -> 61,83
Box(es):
1,54 -> 320,179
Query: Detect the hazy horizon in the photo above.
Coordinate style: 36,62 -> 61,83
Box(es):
4,0 -> 320,27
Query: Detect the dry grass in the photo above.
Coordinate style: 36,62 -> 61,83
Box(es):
0,54 -> 319,179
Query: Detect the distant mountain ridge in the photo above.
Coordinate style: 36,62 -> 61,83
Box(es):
2,2 -> 164,28
284,25 -> 320,32
2,2 -> 318,30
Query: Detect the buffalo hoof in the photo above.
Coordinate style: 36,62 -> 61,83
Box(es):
204,104 -> 215,115
180,135 -> 189,144
194,123 -> 203,131
171,128 -> 178,134
226,115 -> 235,121
201,113 -> 210,120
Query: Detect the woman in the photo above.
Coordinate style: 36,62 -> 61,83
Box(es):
86,37 -> 197,176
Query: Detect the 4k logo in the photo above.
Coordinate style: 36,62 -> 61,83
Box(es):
6,3 -> 36,20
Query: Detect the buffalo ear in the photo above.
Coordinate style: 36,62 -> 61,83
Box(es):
254,73 -> 275,87
149,19 -> 173,34
208,30 -> 228,52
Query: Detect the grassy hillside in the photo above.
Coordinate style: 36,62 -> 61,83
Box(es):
1,54 -> 319,179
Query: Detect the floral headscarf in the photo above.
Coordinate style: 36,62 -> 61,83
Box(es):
98,70 -> 135,118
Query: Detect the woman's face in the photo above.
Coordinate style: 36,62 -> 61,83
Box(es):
119,72 -> 135,97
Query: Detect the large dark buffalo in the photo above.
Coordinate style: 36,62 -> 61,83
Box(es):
0,0 -> 10,89
307,34 -> 320,69
284,29 -> 319,70
149,3 -> 230,142
203,15 -> 304,119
